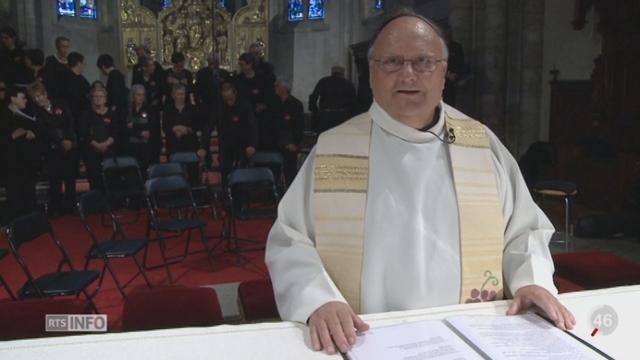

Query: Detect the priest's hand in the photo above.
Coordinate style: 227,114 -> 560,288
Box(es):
308,301 -> 369,355
507,284 -> 576,330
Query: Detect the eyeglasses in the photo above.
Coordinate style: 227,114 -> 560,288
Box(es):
371,56 -> 446,73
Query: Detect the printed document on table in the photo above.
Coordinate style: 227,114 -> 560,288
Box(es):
445,313 -> 606,360
347,319 -> 483,360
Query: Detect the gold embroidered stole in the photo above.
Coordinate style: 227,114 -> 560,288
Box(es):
313,110 -> 504,313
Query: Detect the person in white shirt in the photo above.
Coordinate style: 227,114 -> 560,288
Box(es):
265,11 -> 576,355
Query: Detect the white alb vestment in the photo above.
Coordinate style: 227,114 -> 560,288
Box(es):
265,101 -> 557,323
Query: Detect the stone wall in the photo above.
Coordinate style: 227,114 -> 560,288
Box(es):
539,0 -> 602,143
13,0 -> 122,85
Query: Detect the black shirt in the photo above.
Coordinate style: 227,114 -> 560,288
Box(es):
255,59 -> 276,86
8,64 -> 44,87
195,66 -> 230,108
60,68 -> 91,123
271,95 -> 304,149
43,55 -> 68,100
131,60 -> 164,87
308,75 -> 357,114
0,106 -> 40,173
34,100 -> 76,152
0,46 -> 24,81
106,69 -> 128,118
126,103 -> 160,148
164,68 -> 193,99
234,72 -> 272,112
162,102 -> 202,153
219,99 -> 258,154
137,71 -> 164,111
81,108 -> 119,156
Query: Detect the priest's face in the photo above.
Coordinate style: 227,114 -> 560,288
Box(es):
369,17 -> 448,128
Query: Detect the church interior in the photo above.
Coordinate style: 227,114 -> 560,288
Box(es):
1,0 -> 640,344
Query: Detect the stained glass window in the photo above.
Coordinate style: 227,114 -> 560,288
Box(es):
307,0 -> 325,20
163,0 -> 171,9
375,0 -> 384,10
288,0 -> 304,22
219,0 -> 226,8
57,0 -> 76,17
78,0 -> 97,19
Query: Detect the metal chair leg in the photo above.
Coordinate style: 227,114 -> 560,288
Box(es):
133,255 -> 153,289
564,196 -> 571,252
103,259 -> 126,299
157,234 -> 174,283
0,276 -> 16,301
198,226 -> 215,269
82,288 -> 100,314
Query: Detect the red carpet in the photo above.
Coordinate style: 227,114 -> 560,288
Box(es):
0,211 -> 272,331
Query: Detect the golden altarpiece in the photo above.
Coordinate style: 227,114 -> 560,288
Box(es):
118,0 -> 269,72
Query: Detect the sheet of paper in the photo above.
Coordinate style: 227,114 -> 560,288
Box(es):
445,313 -> 604,360
347,319 -> 484,360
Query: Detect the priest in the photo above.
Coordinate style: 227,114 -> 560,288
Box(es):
265,11 -> 576,355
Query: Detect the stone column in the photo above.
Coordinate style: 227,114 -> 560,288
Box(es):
449,0 -> 475,115
476,0 -> 507,140
516,0 -> 544,156
15,0 -> 43,48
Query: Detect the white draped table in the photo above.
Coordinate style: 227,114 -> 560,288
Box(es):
0,286 -> 636,359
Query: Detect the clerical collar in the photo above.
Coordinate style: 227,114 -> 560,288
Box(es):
418,107 -> 441,132
369,101 -> 445,144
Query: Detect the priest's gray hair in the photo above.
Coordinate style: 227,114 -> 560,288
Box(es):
367,9 -> 449,61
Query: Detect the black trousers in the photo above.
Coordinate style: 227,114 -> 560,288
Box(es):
257,115 -> 278,151
84,150 -> 109,191
313,110 -> 349,134
46,149 -> 79,214
6,170 -> 37,221
129,142 -> 155,179
220,147 -> 248,190
282,149 -> 299,187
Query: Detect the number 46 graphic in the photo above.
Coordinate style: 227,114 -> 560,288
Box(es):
590,305 -> 618,335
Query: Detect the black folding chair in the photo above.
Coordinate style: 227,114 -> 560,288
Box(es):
102,157 -> 146,223
0,248 -> 16,300
5,213 -> 99,313
226,168 -> 279,261
250,152 -> 286,192
148,163 -> 184,179
143,175 -> 215,283
78,191 -> 152,299
170,152 -> 221,219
